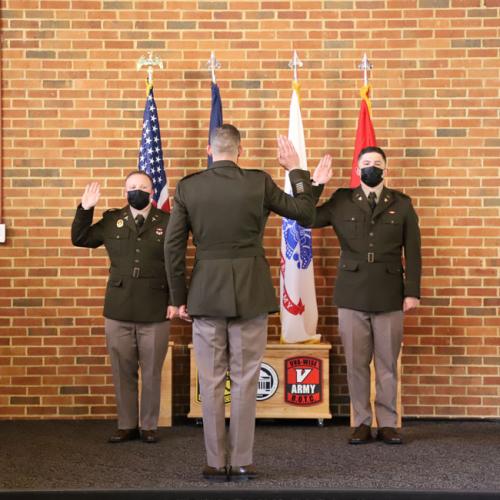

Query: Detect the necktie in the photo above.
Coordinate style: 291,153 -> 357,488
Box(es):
135,214 -> 145,228
368,192 -> 377,212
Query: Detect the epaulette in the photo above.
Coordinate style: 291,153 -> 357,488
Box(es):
181,170 -> 205,181
245,168 -> 265,173
103,208 -> 120,216
390,189 -> 411,200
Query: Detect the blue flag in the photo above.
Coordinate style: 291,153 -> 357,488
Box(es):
138,86 -> 170,212
208,82 -> 223,167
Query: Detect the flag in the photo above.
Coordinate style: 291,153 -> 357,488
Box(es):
349,84 -> 377,188
138,85 -> 170,212
280,81 -> 320,344
208,81 -> 223,167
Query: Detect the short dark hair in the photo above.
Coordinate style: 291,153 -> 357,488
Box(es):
125,170 -> 154,189
358,146 -> 387,163
209,124 -> 241,155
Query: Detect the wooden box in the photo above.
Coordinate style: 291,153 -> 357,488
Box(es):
188,342 -> 332,421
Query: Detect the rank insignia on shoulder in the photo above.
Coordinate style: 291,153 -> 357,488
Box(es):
155,227 -> 164,236
116,219 -> 124,228
296,181 -> 304,193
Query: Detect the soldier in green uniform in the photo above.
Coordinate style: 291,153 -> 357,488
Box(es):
311,146 -> 421,445
165,125 -> 330,481
71,171 -> 176,444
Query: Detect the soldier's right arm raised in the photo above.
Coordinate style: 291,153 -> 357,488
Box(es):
71,182 -> 106,248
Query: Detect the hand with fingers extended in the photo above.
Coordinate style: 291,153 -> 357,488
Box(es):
81,182 -> 101,210
312,154 -> 333,185
277,135 -> 301,172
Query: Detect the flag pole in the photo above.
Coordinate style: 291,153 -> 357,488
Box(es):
136,51 -> 164,94
358,53 -> 372,86
207,51 -> 221,84
357,53 -> 374,115
288,50 -> 303,83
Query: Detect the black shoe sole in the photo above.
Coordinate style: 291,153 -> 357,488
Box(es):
349,437 -> 373,445
202,475 -> 228,482
230,475 -> 257,482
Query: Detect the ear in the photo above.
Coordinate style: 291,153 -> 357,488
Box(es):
207,144 -> 212,156
356,166 -> 361,177
237,145 -> 243,157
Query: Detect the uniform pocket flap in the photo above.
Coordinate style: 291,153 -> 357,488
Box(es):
340,260 -> 359,271
382,215 -> 402,225
108,278 -> 123,287
386,263 -> 403,274
343,215 -> 359,222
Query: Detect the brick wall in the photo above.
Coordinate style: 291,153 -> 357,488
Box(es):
0,0 -> 498,420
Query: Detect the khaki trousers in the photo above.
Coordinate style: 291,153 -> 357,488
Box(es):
338,308 -> 403,428
193,315 -> 268,468
105,318 -> 170,430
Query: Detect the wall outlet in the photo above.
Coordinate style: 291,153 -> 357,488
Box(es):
0,224 -> 5,243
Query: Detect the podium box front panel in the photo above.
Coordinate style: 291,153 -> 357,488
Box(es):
188,343 -> 332,420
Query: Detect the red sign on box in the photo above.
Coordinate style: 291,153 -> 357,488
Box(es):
285,356 -> 322,406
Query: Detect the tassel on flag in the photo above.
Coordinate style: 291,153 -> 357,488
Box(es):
137,83 -> 170,212
280,77 -> 320,344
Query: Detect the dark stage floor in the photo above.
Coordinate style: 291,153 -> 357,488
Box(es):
0,420 -> 499,499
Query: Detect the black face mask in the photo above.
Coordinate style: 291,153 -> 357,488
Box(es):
360,166 -> 384,188
127,190 -> 150,210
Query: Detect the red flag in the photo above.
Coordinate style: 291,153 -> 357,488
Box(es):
350,84 -> 376,188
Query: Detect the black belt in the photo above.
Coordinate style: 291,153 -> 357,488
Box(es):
195,247 -> 265,260
110,270 -> 157,279
340,251 -> 402,264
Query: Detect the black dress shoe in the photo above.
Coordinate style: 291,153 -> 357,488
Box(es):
141,429 -> 158,443
108,428 -> 140,443
202,465 -> 228,482
377,427 -> 402,445
349,424 -> 373,445
228,465 -> 258,481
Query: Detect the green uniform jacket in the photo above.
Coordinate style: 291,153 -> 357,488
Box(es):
165,160 -> 315,319
71,204 -> 170,323
313,185 -> 421,313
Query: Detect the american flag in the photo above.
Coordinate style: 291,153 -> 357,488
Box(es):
138,86 -> 170,212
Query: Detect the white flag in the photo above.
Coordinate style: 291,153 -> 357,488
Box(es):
280,81 -> 320,343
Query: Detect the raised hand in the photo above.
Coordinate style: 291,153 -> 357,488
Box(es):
81,182 -> 101,210
277,135 -> 300,171
312,154 -> 333,185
